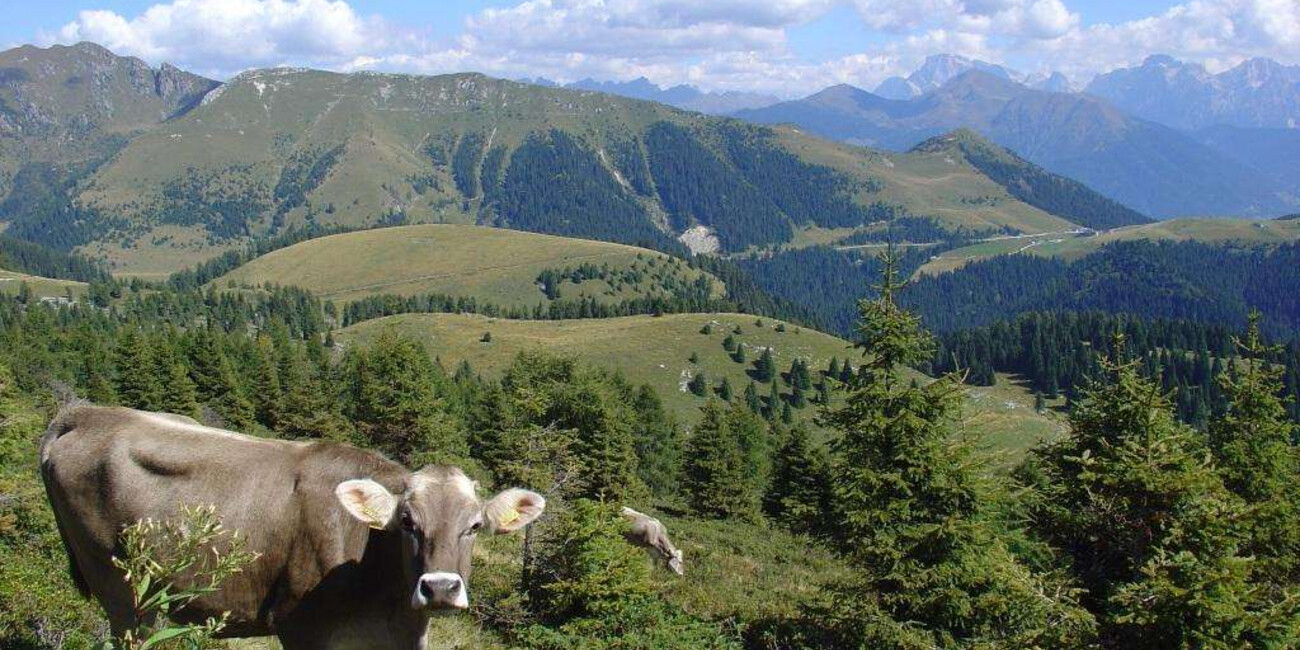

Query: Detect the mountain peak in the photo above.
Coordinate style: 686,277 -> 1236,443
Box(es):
909,127 -> 995,154
906,53 -> 1020,94
1142,54 -> 1179,67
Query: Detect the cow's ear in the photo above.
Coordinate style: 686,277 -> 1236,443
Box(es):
484,488 -> 545,534
336,479 -> 398,530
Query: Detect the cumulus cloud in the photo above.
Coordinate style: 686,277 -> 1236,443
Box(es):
1024,0 -> 1300,81
51,0 -> 395,76
851,0 -> 1078,40
35,0 -> 1300,95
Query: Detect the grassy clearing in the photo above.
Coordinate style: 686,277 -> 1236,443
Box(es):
339,312 -> 850,424
338,312 -> 1061,464
917,218 -> 1300,275
0,268 -> 87,299
216,224 -> 721,307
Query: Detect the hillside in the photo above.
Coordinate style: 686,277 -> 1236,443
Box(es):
917,217 -> 1300,275
909,130 -> 1151,230
736,70 -> 1294,218
0,43 -> 218,249
337,312 -> 1063,459
216,224 -> 722,307
0,43 -> 1124,275
0,268 -> 86,300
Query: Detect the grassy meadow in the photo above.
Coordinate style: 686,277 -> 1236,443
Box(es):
915,217 -> 1300,275
216,224 -> 722,307
338,312 -> 1063,463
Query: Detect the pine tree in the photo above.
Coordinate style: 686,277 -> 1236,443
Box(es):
628,384 -> 682,499
744,381 -> 762,414
153,339 -> 198,417
343,332 -> 466,463
687,371 -> 708,397
722,334 -> 736,352
715,376 -> 733,401
683,402 -> 760,521
1208,313 -> 1300,593
1033,334 -> 1295,648
811,250 -> 1095,648
764,426 -> 832,535
766,381 -> 780,421
754,348 -> 775,383
250,336 -> 283,428
184,331 -> 253,428
114,330 -> 160,411
732,344 -> 746,364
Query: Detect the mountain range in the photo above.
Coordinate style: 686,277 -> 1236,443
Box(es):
0,42 -> 1149,276
521,76 -> 779,115
1087,55 -> 1300,130
735,55 -> 1300,219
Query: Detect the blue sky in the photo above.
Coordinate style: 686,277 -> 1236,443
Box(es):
6,0 -> 1296,96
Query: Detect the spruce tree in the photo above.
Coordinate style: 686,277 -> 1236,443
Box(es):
715,376 -> 733,401
766,381 -> 780,421
343,332 -> 466,463
754,348 -> 775,383
114,330 -> 160,411
687,371 -> 708,397
250,336 -> 283,428
683,402 -> 760,521
1208,313 -> 1300,593
153,340 -> 199,418
1033,334 -> 1296,648
744,381 -> 762,414
812,250 -> 1095,648
764,426 -> 832,535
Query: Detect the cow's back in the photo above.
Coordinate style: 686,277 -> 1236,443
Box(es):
40,405 -> 405,635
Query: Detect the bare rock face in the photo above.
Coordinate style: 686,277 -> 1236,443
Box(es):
156,62 -> 220,116
1087,55 -> 1300,130
0,42 -> 219,141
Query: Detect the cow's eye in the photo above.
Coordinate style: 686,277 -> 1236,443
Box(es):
400,512 -> 416,531
468,520 -> 483,535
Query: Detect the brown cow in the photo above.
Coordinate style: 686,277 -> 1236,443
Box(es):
620,507 -> 684,575
39,404 -> 545,649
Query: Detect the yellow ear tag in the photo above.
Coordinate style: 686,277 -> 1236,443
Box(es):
499,508 -> 520,527
360,504 -> 386,530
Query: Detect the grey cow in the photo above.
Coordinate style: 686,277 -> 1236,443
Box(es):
620,507 -> 684,575
40,404 -> 545,649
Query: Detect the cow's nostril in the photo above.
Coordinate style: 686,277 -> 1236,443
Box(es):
419,579 -> 436,601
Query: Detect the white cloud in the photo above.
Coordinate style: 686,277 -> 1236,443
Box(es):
34,0 -> 1300,96
51,0 -> 393,76
851,0 -> 1078,40
1022,0 -> 1300,82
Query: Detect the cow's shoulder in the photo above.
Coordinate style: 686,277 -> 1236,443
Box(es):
292,439 -> 410,496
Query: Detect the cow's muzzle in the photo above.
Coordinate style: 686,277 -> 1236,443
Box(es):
413,572 -> 468,610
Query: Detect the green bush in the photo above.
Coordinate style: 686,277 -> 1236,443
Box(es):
520,500 -> 739,649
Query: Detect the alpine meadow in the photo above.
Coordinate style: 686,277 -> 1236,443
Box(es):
2,1 -> 1300,648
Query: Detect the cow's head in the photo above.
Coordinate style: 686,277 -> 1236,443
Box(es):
334,466 -> 544,612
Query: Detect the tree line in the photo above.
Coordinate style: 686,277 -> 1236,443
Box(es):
933,310 -> 1300,426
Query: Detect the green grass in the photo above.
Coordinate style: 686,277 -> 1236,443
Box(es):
215,224 -> 722,307
221,512 -> 846,650
338,312 -> 1062,462
916,218 -> 1300,275
339,312 -> 850,424
0,268 -> 87,299
772,127 -> 1074,236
